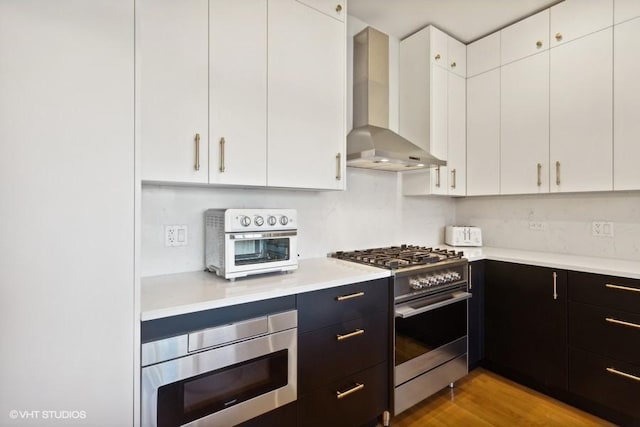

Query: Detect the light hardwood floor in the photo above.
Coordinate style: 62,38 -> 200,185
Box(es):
392,368 -> 614,426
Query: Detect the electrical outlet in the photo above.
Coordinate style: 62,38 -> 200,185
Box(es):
592,221 -> 614,237
165,225 -> 188,247
528,221 -> 547,231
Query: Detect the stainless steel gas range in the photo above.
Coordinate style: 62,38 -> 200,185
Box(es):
332,245 -> 471,415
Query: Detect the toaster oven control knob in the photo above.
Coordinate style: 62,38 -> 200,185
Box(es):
254,215 -> 264,226
279,216 -> 289,226
240,216 -> 251,227
267,215 -> 277,226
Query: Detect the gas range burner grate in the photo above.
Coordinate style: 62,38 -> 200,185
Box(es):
332,244 -> 464,270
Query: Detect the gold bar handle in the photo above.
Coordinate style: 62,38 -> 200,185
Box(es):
336,291 -> 364,301
606,283 -> 640,293
468,264 -> 472,290
336,153 -> 342,180
336,329 -> 365,341
194,133 -> 201,171
336,383 -> 364,399
606,367 -> 640,383
436,165 -> 441,188
605,317 -> 640,330
555,161 -> 560,186
219,137 -> 225,173
537,163 -> 542,187
552,272 -> 558,300
451,169 -> 456,189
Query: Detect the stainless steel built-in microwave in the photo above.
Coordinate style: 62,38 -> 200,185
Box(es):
205,209 -> 298,280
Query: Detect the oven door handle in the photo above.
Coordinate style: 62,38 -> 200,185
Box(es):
395,291 -> 472,319
229,231 -> 297,240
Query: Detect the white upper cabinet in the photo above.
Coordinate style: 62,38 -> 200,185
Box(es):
501,51 -> 550,195
447,73 -> 467,196
501,9 -> 549,65
467,68 -> 501,196
448,36 -> 467,77
614,17 -> 640,190
209,0 -> 267,186
430,26 -> 449,67
615,0 -> 640,23
399,25 -> 466,196
550,28 -> 613,193
267,0 -> 346,189
467,32 -> 500,77
296,0 -> 345,21
138,0 -> 209,183
550,0 -> 613,46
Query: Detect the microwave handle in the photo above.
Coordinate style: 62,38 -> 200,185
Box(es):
395,291 -> 472,319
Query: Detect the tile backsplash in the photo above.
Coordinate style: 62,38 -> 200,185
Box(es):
141,168 -> 455,277
456,191 -> 640,261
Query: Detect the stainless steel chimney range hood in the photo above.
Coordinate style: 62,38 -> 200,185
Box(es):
347,27 -> 445,172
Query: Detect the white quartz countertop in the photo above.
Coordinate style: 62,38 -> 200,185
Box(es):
449,246 -> 640,279
140,257 -> 391,321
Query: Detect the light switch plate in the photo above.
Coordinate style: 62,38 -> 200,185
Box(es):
165,225 -> 188,247
592,221 -> 614,237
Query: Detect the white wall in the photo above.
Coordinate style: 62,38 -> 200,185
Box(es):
141,169 -> 455,277
456,192 -> 640,261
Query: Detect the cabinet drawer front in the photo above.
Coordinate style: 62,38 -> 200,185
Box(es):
569,302 -> 640,365
569,271 -> 640,313
298,362 -> 388,427
297,278 -> 389,333
570,348 -> 640,420
299,312 -> 388,394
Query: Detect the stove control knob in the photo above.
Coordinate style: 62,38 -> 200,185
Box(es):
451,272 -> 461,281
280,216 -> 289,226
435,275 -> 446,284
240,216 -> 251,227
267,215 -> 277,226
254,215 -> 264,226
418,277 -> 429,286
426,277 -> 436,287
409,279 -> 422,290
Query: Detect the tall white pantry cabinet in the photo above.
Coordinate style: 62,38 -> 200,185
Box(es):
0,0 -> 135,426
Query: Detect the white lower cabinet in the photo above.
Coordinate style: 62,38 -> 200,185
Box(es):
550,28 -> 613,193
500,51 -> 549,194
467,69 -> 501,196
267,0 -> 345,190
614,17 -> 640,190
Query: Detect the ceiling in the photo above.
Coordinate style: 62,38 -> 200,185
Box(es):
348,0 -> 563,43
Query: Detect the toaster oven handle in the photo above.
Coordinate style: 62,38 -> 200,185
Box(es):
229,231 -> 297,240
395,291 -> 472,319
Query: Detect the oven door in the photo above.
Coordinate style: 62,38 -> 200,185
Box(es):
141,328 -> 297,427
224,231 -> 297,277
394,289 -> 471,386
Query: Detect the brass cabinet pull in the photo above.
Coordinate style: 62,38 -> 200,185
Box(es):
336,291 -> 364,301
336,329 -> 365,341
606,367 -> 640,382
335,4 -> 342,12
336,383 -> 364,399
605,317 -> 640,330
536,40 -> 543,48
336,152 -> 342,180
194,133 -> 201,171
451,61 -> 457,68
555,33 -> 563,41
552,272 -> 558,300
468,264 -> 473,290
435,165 -> 441,188
537,163 -> 542,187
555,161 -> 560,186
219,137 -> 225,173
434,53 -> 441,61
451,169 -> 456,189
605,283 -> 640,293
